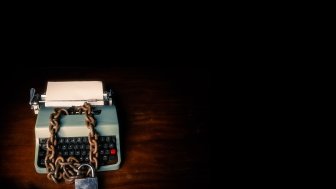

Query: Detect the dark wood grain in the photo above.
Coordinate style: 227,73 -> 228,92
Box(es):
0,66 -> 210,189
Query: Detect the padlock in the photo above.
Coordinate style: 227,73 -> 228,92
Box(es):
75,164 -> 98,189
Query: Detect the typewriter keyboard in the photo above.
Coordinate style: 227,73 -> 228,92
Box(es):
37,136 -> 118,168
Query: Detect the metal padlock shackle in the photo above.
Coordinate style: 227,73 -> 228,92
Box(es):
77,164 -> 95,177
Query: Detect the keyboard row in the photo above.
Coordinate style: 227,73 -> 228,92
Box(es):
37,136 -> 118,168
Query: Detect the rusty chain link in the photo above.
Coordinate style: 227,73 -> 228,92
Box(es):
45,102 -> 99,184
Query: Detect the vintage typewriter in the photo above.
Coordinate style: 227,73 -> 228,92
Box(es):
30,81 -> 121,174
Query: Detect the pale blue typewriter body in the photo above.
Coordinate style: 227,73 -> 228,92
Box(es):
30,82 -> 121,174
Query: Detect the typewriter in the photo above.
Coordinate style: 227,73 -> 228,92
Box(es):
30,81 -> 121,174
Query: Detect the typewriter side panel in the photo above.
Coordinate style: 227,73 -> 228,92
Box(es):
96,106 -> 121,171
34,107 -> 53,174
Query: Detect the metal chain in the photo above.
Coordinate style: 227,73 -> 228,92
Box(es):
45,102 -> 99,184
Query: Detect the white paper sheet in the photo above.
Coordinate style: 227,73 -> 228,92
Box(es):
45,81 -> 104,107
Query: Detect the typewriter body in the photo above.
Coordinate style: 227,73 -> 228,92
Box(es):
30,81 -> 121,174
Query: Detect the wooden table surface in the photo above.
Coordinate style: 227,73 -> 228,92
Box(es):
0,66 -> 210,189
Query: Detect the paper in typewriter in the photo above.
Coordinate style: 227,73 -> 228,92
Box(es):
45,81 -> 104,107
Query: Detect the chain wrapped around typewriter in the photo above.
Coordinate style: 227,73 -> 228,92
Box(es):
45,102 -> 99,184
